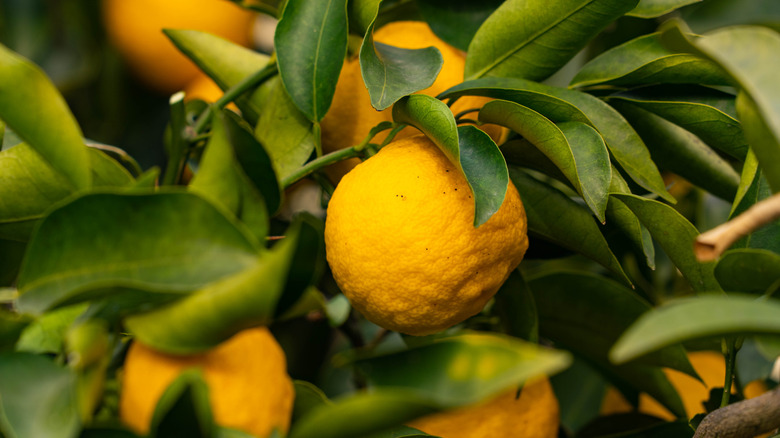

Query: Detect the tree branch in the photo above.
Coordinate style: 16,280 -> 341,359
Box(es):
694,384 -> 780,438
695,193 -> 780,261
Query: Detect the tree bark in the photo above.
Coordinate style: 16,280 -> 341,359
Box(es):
694,384 -> 780,438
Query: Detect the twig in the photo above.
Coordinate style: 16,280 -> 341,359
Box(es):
695,193 -> 780,261
694,384 -> 780,438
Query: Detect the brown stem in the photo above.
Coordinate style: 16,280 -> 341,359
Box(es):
694,384 -> 780,438
695,193 -> 780,261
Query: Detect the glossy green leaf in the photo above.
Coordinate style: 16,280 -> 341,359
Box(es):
0,144 -> 135,242
442,78 -> 674,203
465,0 -> 639,81
347,0 -> 381,36
608,85 -> 747,160
124,217 -> 324,354
164,29 -> 271,122
611,294 -> 780,363
0,352 -> 80,438
714,249 -> 780,294
360,22 -> 443,111
416,0 -> 503,51
275,0 -> 348,121
289,389 -> 438,438
510,168 -> 632,285
612,194 -> 721,292
612,101 -> 739,201
392,95 -> 509,227
150,370 -> 214,438
628,0 -> 701,18
662,23 -> 780,192
479,100 -> 611,221
528,271 -> 690,417
606,172 -> 656,269
0,43 -> 90,190
16,192 -> 260,315
348,332 -> 571,408
570,33 -> 730,88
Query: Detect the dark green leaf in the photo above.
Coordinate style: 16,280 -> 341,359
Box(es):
608,85 -> 747,160
612,194 -> 721,292
493,270 -> 538,343
611,101 -> 739,201
360,22 -> 443,111
737,92 -> 780,193
348,332 -> 571,408
416,0 -> 503,51
0,43 -> 90,190
728,151 -> 780,252
0,352 -> 80,438
292,380 -> 332,424
150,370 -> 214,438
124,217 -> 323,354
0,238 -> 25,286
714,249 -> 780,294
550,357 -> 608,434
611,294 -> 780,363
0,144 -> 135,242
275,0 -> 348,121
606,173 -> 656,269
570,33 -> 730,88
628,0 -> 701,18
442,78 -> 674,203
16,192 -> 260,315
529,271 -> 690,417
347,0 -> 381,36
510,168 -> 632,285
681,0 -> 780,33
0,309 -> 30,352
465,0 -> 639,81
392,95 -> 509,226
479,100 -> 611,221
363,425 -> 434,438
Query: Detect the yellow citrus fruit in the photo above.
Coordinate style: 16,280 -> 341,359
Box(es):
102,0 -> 255,93
601,351 -> 768,420
324,135 -> 529,336
408,378 -> 559,438
320,20 -> 502,181
119,327 -> 294,437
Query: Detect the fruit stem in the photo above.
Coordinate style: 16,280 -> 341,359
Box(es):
280,147 -> 360,189
313,122 -> 322,157
721,337 -> 738,408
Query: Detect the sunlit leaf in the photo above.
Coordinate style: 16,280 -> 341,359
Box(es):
16,304 -> 87,355
465,0 -> 639,81
628,0 -> 701,18
16,192 -> 260,315
275,0 -> 348,121
611,294 -> 780,363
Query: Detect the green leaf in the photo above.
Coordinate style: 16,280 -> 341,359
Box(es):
681,0 -> 780,33
292,380 -> 332,424
275,0 -> 348,121
628,0 -> 702,18
0,238 -> 25,286
0,310 -> 30,352
360,22 -> 443,111
16,304 -> 87,355
728,151 -> 780,253
608,85 -> 747,160
441,77 -> 674,203
392,95 -> 509,227
464,0 -> 640,81
150,370 -> 214,438
416,0 -> 503,51
0,144 -> 135,242
606,174 -> 656,269
510,168 -> 632,285
611,294 -> 780,363
570,33 -> 730,88
0,43 -> 90,190
714,249 -> 780,294
124,217 -> 324,354
661,23 -> 780,192
16,192 -> 260,315
347,0 -> 381,37
611,101 -> 739,201
493,270 -> 538,343
363,425 -> 433,438
612,194 -> 721,292
0,352 -> 80,438
347,332 -> 571,408
479,100 -> 611,221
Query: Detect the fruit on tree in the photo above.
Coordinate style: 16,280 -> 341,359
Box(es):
324,135 -> 528,336
119,327 -> 294,437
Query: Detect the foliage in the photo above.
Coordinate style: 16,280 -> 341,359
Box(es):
1,0 -> 780,437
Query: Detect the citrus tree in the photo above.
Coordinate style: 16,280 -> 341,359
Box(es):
1,0 -> 780,437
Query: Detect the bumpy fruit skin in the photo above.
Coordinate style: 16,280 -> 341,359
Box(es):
324,135 -> 528,336
408,378 -> 559,438
102,0 -> 255,93
320,20 -> 502,181
119,327 -> 294,437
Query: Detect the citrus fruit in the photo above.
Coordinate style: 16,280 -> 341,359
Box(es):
408,378 -> 559,438
119,327 -> 294,437
601,350 -> 767,420
324,135 -> 528,336
102,0 -> 255,93
320,20 -> 502,181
